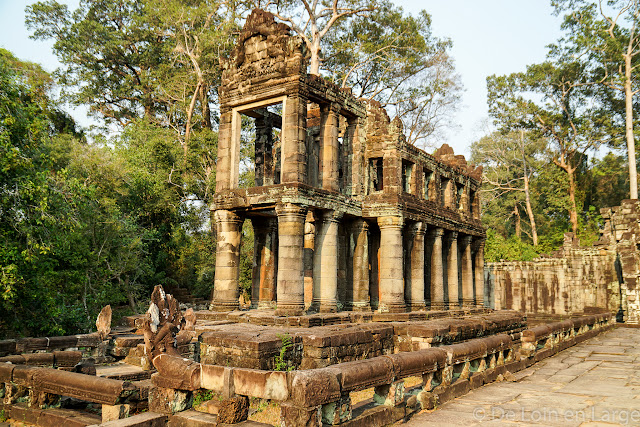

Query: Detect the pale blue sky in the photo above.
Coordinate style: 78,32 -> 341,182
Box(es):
0,0 -> 563,156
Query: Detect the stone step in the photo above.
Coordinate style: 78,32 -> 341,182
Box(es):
89,411 -> 167,426
0,403 -> 102,426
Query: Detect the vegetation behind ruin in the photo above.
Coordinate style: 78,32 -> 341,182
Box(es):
1,0 -> 638,337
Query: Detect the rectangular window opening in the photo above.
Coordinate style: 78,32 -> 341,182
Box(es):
402,160 -> 414,194
236,101 -> 283,188
369,157 -> 384,192
423,170 -> 433,200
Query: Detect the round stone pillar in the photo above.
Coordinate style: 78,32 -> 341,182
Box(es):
377,216 -> 406,313
407,222 -> 427,310
275,203 -> 307,316
211,210 -> 243,311
428,228 -> 445,310
461,235 -> 474,308
311,210 -> 341,312
474,239 -> 486,308
446,231 -> 459,309
351,219 -> 371,311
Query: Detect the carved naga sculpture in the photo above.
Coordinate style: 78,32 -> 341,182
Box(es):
142,285 -> 196,366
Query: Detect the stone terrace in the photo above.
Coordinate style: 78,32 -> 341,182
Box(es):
406,325 -> 640,426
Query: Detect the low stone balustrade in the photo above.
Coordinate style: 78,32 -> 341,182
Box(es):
0,350 -> 82,368
0,311 -> 614,426
136,312 -> 614,426
0,363 -> 144,424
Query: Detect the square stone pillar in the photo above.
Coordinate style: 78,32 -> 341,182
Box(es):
474,239 -> 486,307
251,217 -> 278,309
377,216 -> 406,313
460,235 -> 474,308
275,203 -> 307,316
311,211 -> 342,312
319,104 -> 340,192
406,222 -> 426,311
351,219 -> 371,311
211,210 -> 243,311
446,231 -> 459,309
215,107 -> 234,191
281,94 -> 307,184
428,228 -> 445,310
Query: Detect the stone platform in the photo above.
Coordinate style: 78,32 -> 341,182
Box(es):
194,310 -> 526,370
406,325 -> 640,426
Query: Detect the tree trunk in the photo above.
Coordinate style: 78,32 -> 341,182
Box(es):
513,204 -> 521,239
523,173 -> 538,245
624,52 -> 638,199
568,167 -> 579,235
200,84 -> 212,130
520,130 -> 538,245
309,37 -> 321,75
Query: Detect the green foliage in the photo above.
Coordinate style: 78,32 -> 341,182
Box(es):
0,47 -> 218,337
192,389 -> 214,407
274,333 -> 294,372
484,229 -> 540,262
323,2 -> 461,147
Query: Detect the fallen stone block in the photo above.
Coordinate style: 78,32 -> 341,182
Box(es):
29,367 -> 138,405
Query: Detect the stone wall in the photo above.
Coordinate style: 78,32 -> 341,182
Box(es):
487,199 -> 640,323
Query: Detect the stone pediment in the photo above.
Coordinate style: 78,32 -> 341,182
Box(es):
221,9 -> 308,88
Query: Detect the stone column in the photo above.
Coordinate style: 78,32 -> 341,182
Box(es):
406,222 -> 427,310
474,239 -> 486,308
281,94 -> 307,184
251,218 -> 278,309
311,211 -> 341,312
303,213 -> 315,309
275,203 -> 307,316
215,107 -> 234,191
319,104 -> 340,192
446,231 -> 459,309
460,235 -> 474,308
211,210 -> 243,311
351,219 -> 370,311
428,228 -> 445,310
377,216 -> 406,313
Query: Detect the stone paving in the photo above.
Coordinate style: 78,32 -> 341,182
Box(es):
404,327 -> 640,426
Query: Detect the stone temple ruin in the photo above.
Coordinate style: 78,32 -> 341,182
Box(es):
487,199 -> 640,323
0,9 -> 625,427
211,9 -> 485,315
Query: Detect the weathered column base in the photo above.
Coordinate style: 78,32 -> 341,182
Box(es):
209,301 -> 238,312
350,301 -> 372,312
317,305 -> 337,313
377,302 -> 407,313
430,302 -> 447,311
408,303 -> 427,311
275,304 -> 305,317
462,299 -> 475,308
258,301 -> 277,310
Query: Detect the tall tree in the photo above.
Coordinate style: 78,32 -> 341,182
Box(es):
552,0 -> 640,199
471,130 -> 545,245
27,0 -> 232,203
323,4 -> 461,147
26,0 -> 166,125
487,60 -> 609,235
255,0 -> 375,74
